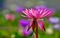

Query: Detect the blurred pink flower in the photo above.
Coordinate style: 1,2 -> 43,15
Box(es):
5,14 -> 15,21
20,7 -> 54,38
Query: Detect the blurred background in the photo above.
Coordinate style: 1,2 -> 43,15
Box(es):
0,0 -> 60,38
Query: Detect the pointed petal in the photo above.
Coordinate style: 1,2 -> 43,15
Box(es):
29,9 -> 36,17
20,14 -> 27,17
42,8 -> 54,18
37,19 -> 45,31
44,9 -> 54,17
22,9 -> 32,18
37,8 -> 54,18
27,19 -> 33,31
22,11 -> 30,17
40,8 -> 48,17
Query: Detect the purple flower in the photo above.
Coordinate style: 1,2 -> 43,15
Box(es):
16,6 -> 24,12
49,17 -> 59,24
53,24 -> 60,30
19,19 -> 32,36
34,5 -> 47,9
23,27 -> 32,36
19,19 -> 30,28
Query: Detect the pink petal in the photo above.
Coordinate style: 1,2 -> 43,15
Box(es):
29,9 -> 36,17
28,19 -> 33,27
44,9 -> 53,16
37,19 -> 45,31
19,13 -> 29,18
30,9 -> 39,18
27,19 -> 33,31
20,14 -> 28,18
39,9 -> 43,15
40,8 -> 48,17
38,8 -> 54,18
28,9 -> 34,17
22,9 -> 32,18
44,9 -> 54,18
33,10 -> 38,18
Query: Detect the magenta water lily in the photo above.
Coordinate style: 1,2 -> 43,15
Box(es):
20,7 -> 54,38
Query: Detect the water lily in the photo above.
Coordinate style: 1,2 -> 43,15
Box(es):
20,7 -> 54,38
